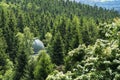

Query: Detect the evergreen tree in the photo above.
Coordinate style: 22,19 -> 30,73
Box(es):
0,0 -> 119,79
0,28 -> 7,79
34,50 -> 53,80
7,10 -> 18,62
13,27 -> 33,80
0,28 -> 14,80
70,15 -> 83,48
50,32 -> 65,65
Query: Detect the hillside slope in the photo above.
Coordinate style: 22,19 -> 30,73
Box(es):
0,0 -> 120,80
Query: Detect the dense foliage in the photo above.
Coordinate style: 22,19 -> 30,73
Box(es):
0,0 -> 120,80
47,19 -> 120,80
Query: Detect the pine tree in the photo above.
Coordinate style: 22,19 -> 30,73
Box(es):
34,50 -> 53,80
0,28 -> 8,79
50,32 -> 65,65
7,10 -> 18,62
70,15 -> 83,48
0,28 -> 7,66
13,27 -> 33,80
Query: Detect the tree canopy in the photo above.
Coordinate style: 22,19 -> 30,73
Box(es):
0,0 -> 120,80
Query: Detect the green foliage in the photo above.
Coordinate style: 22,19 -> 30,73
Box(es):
13,27 -> 34,80
0,0 -> 120,79
81,17 -> 99,45
65,44 -> 86,71
46,70 -> 73,80
34,50 -> 54,80
2,59 -> 14,80
70,15 -> 83,48
46,21 -> 120,80
45,32 -> 52,47
21,56 -> 36,80
16,27 -> 34,54
0,28 -> 9,79
50,32 -> 65,65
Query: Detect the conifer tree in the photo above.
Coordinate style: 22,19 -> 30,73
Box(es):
0,29 -> 13,80
50,32 -> 65,65
34,50 -> 53,80
0,29 -> 7,75
70,15 -> 83,48
13,27 -> 33,80
7,10 -> 18,62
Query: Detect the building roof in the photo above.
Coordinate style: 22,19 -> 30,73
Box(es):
32,39 -> 44,54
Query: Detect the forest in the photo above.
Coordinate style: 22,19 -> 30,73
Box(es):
0,0 -> 120,80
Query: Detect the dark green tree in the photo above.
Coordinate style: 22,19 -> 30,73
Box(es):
13,27 -> 33,80
0,28 -> 7,78
50,32 -> 65,65
70,15 -> 83,48
7,10 -> 18,62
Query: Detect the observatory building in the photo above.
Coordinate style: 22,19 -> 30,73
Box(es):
32,39 -> 44,54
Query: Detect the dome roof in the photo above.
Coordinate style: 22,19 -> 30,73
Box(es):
32,39 -> 44,53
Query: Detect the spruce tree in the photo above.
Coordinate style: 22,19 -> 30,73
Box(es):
13,27 -> 33,80
34,50 -> 53,80
0,28 -> 8,79
50,31 -> 65,65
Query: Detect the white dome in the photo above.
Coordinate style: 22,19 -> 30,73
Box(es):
32,39 -> 44,53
